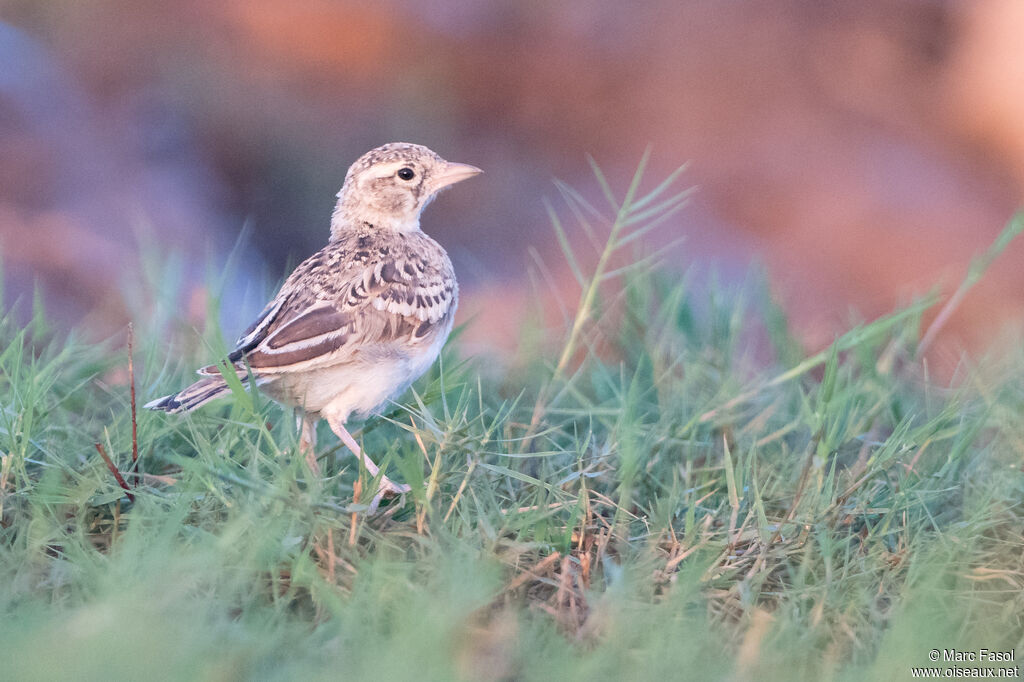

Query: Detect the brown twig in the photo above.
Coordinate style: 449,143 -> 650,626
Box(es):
95,442 -> 135,503
326,528 -> 336,583
0,454 -> 11,521
502,551 -> 562,594
127,323 -> 138,471
348,479 -> 361,547
125,471 -> 178,486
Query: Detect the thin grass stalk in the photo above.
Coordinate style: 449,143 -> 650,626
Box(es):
524,150 -> 654,442
918,210 -> 1024,356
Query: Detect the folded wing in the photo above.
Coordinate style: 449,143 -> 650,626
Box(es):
201,247 -> 457,375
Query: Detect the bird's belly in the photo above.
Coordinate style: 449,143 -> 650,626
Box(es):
263,363 -> 392,416
267,335 -> 448,420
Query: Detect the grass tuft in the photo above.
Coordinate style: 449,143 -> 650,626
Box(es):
1,164 -> 1023,681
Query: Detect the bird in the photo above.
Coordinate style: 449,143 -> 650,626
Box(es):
145,142 -> 481,510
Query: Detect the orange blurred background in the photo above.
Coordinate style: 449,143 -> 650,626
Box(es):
2,0 -> 1023,363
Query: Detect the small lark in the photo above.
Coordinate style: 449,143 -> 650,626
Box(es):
146,143 -> 481,509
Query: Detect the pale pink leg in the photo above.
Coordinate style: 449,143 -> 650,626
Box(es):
325,414 -> 410,512
297,414 -> 320,475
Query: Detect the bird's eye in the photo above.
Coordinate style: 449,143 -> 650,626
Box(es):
397,167 -> 415,181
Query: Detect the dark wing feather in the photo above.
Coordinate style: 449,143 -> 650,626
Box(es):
245,305 -> 357,368
196,295 -> 290,376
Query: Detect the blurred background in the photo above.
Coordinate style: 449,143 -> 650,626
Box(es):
2,0 -> 1023,364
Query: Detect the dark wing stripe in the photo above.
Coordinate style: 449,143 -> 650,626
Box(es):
246,332 -> 353,367
246,306 -> 356,368
264,307 -> 353,350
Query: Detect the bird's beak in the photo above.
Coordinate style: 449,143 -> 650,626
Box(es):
434,162 -> 483,190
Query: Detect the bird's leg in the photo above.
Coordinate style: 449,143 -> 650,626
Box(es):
297,412 -> 320,475
325,416 -> 410,512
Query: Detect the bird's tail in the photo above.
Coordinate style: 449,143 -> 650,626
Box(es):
144,366 -> 252,414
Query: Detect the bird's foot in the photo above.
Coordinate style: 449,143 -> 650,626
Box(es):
367,476 -> 412,513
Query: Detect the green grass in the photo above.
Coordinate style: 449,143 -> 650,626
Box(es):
2,162 -> 1023,681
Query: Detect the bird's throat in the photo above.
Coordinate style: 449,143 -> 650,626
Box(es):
330,204 -> 421,239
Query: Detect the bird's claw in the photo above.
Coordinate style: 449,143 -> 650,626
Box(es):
367,476 -> 412,513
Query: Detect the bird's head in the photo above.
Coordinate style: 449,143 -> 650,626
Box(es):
331,143 -> 482,237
